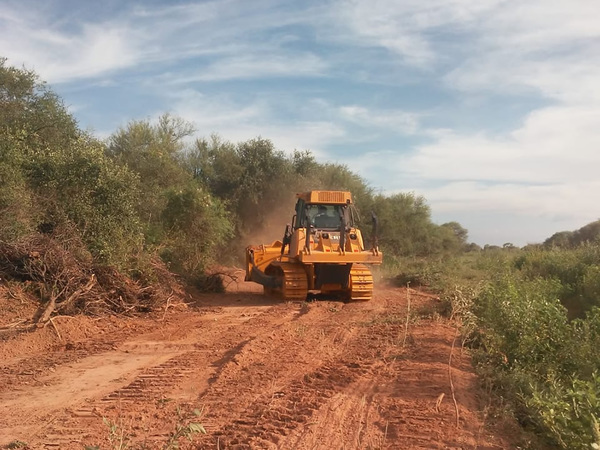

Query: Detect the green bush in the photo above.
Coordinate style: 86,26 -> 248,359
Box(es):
446,246 -> 600,449
525,372 -> 600,449
475,277 -> 569,373
514,245 -> 600,315
472,279 -> 600,448
0,59 -> 143,267
160,184 -> 232,274
581,265 -> 600,309
25,136 -> 144,267
0,138 -> 36,240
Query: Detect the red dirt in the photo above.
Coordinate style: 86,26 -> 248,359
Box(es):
0,278 -> 516,449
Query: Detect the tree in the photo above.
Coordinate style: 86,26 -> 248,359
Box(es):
544,231 -> 575,249
543,221 -> 600,250
0,58 -> 78,152
160,184 -> 232,273
438,221 -> 469,253
464,242 -> 482,252
0,134 -> 35,240
107,116 -> 232,273
372,193 -> 436,257
0,59 -> 142,266
0,58 -> 77,241
107,114 -> 194,231
188,136 -> 295,237
27,135 -> 143,265
573,220 -> 600,245
291,150 -> 318,177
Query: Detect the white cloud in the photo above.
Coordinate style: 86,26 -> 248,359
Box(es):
167,89 -> 345,156
0,5 -> 138,82
162,53 -> 328,83
0,1 -> 327,84
426,180 -> 600,245
333,0 -> 600,244
440,1 -> 600,103
484,1 -> 600,49
403,105 -> 600,184
163,92 -> 418,157
335,0 -> 503,67
422,181 -> 600,219
447,51 -> 600,105
350,104 -> 600,244
338,0 -> 600,103
168,89 -> 266,129
343,100 -> 600,245
339,106 -> 419,134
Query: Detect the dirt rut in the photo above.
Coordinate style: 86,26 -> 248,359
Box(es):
0,283 -> 511,449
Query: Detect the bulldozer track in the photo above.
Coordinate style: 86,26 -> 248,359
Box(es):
280,262 -> 309,300
266,262 -> 309,301
349,263 -> 374,301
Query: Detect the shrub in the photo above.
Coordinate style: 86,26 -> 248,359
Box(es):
454,250 -> 600,448
160,185 -> 232,274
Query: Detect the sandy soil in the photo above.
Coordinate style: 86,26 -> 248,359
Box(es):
0,278 -> 515,449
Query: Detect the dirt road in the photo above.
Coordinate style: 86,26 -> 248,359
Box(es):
0,279 -> 511,449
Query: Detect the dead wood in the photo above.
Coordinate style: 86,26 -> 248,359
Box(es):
0,230 -> 181,323
37,296 -> 57,325
449,327 -> 460,428
37,274 -> 96,324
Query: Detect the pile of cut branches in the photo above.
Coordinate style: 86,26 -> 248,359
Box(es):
0,230 -> 177,324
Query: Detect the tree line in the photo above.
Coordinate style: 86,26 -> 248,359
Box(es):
0,58 -> 471,288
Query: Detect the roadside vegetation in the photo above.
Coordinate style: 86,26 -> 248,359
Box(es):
2,58 -> 600,448
401,226 -> 600,450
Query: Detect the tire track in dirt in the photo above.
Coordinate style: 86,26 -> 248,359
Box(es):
207,358 -> 375,449
189,295 -> 388,449
191,288 -> 510,450
0,285 -> 514,449
283,376 -> 385,450
0,292 -> 293,446
279,289 -> 508,450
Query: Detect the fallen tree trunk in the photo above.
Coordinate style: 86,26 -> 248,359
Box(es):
37,274 -> 96,324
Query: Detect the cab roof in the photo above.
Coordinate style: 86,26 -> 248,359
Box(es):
296,190 -> 353,205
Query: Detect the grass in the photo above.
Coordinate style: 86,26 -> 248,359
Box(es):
82,402 -> 207,450
163,406 -> 206,449
103,416 -> 131,450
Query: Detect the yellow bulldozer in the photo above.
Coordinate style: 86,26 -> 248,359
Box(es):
245,190 -> 382,301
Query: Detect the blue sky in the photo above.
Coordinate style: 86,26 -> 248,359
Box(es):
2,0 -> 599,246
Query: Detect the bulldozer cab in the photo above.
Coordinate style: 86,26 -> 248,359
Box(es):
294,198 -> 354,231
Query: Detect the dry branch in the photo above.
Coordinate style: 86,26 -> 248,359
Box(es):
402,282 -> 411,348
47,317 -> 62,340
0,232 -> 180,322
435,393 -> 445,413
449,327 -> 460,428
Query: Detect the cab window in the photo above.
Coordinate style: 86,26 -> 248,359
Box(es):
308,205 -> 342,229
